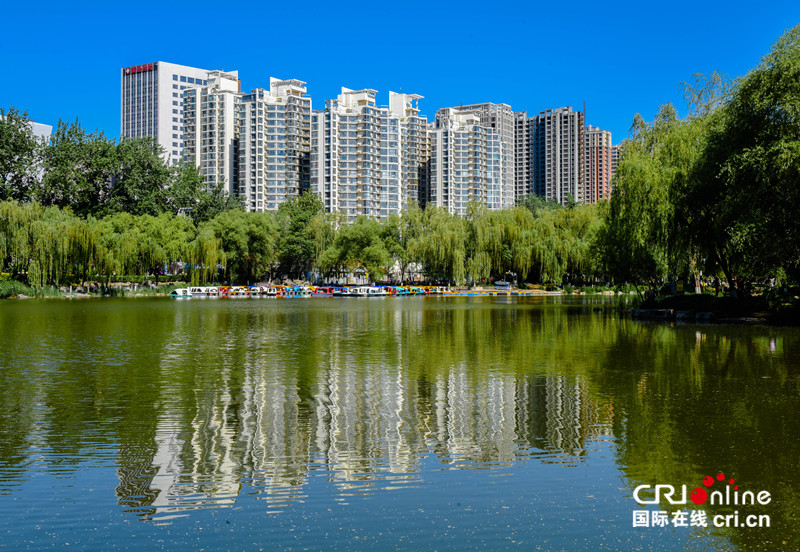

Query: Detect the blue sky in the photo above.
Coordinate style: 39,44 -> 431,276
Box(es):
2,1 -> 798,143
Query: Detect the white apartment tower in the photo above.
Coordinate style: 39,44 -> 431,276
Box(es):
182,71 -> 242,195
239,78 -> 311,211
389,92 -> 428,209
120,61 -> 212,163
311,88 -> 427,220
428,108 -> 503,216
440,102 -> 515,208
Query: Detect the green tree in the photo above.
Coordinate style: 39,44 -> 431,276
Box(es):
206,210 -> 279,284
684,26 -> 800,286
380,207 -> 422,284
599,105 -> 704,293
191,182 -> 245,224
276,192 -> 324,279
409,206 -> 467,285
321,216 -> 390,283
103,138 -> 172,217
39,120 -> 116,216
309,210 -> 345,280
0,108 -> 41,202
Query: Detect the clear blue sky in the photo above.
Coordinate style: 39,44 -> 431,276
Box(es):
2,1 -> 798,143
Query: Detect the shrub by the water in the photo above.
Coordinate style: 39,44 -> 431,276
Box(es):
0,280 -> 34,298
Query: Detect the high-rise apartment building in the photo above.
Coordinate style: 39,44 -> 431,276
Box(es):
428,108 -> 503,216
389,92 -> 428,210
584,126 -> 613,203
182,71 -> 242,195
514,111 -> 531,201
120,61 -> 212,163
311,88 -> 427,220
238,78 -> 311,211
524,106 -> 585,205
440,103 -> 515,209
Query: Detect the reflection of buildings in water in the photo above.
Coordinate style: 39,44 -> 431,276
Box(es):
238,358 -> 310,502
432,367 -> 519,465
313,357 -> 424,484
115,309 -> 613,516
514,375 -> 607,461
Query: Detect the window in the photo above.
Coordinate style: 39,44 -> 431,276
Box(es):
173,75 -> 178,81
180,76 -> 187,82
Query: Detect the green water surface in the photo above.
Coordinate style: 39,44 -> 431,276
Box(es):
0,296 -> 797,551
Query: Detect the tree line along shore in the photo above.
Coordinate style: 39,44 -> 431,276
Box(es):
2,26 -> 800,320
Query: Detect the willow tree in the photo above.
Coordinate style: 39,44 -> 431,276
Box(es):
189,225 -> 225,285
380,205 -> 423,284
681,26 -> 800,287
0,200 -> 41,276
599,104 -> 704,292
410,206 -> 467,284
309,210 -> 345,280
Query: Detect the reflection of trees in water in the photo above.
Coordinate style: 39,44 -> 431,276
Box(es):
599,323 -> 800,551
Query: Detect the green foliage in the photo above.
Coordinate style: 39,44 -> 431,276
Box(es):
599,103 -> 707,291
0,108 -> 41,202
276,192 -> 324,278
191,181 -> 245,224
204,210 -> 278,283
681,27 -> 800,286
318,216 -> 391,281
39,119 -> 116,215
0,279 -> 33,298
103,138 -> 172,217
598,25 -> 800,295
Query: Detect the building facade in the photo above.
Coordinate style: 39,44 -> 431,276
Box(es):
584,126 -> 613,203
440,103 -> 515,209
389,92 -> 429,210
238,78 -> 311,211
525,106 -> 585,205
311,88 -> 428,220
120,61 -> 213,164
182,71 -> 242,195
428,108 -> 503,216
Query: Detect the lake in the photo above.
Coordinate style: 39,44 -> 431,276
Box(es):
1,295 -> 797,550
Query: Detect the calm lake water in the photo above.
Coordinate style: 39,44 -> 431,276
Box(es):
1,295 -> 798,551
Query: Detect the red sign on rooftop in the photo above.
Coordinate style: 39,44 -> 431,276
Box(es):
124,63 -> 154,75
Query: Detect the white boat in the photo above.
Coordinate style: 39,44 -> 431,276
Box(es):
170,288 -> 191,298
351,286 -> 387,297
190,286 -> 209,296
